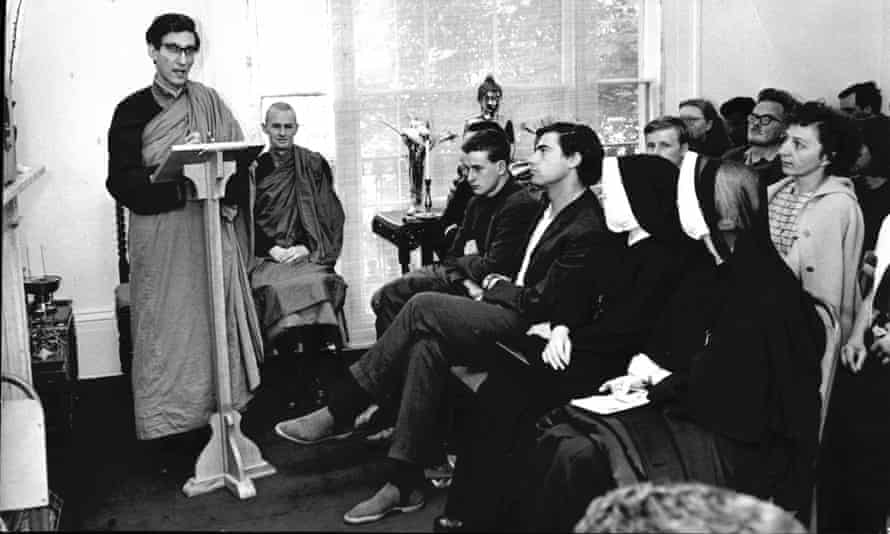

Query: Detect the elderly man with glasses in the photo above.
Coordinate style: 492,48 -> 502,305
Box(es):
722,88 -> 800,187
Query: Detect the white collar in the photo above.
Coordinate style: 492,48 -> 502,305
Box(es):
601,157 -> 642,234
677,151 -> 710,241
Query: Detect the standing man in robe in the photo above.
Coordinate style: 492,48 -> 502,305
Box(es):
249,102 -> 347,403
106,13 -> 263,445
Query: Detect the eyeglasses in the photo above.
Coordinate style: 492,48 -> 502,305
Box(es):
747,113 -> 781,126
160,43 -> 199,58
679,115 -> 704,123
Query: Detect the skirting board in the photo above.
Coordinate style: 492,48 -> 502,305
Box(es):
69,307 -> 375,381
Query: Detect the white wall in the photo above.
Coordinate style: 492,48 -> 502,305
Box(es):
664,0 -> 890,110
8,0 -> 889,378
10,0 -> 253,378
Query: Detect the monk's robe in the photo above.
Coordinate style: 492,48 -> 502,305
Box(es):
107,80 -> 263,439
250,146 -> 348,346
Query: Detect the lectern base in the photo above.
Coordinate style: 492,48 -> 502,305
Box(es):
182,410 -> 276,499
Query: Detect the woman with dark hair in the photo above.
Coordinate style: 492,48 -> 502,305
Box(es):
435,154 -> 696,532
678,98 -> 732,157
767,101 -> 865,341
522,156 -> 825,532
819,215 -> 890,533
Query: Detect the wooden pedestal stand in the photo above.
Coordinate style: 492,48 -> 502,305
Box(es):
155,142 -> 274,499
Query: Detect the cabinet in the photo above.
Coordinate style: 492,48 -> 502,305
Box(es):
30,300 -> 78,437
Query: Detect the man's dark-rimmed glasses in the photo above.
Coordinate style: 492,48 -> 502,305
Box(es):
161,43 -> 198,58
747,113 -> 781,126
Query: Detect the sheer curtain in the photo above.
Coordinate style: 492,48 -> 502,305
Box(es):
255,0 -> 649,347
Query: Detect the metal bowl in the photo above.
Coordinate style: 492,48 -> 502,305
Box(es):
24,275 -> 61,301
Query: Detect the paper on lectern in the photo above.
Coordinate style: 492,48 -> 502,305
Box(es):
151,142 -> 263,183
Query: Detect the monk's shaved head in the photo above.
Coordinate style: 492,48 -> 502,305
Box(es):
264,102 -> 297,125
263,102 -> 299,151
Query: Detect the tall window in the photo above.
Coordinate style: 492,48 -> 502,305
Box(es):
254,0 -> 658,347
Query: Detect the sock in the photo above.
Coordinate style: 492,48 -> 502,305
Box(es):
327,371 -> 373,425
388,458 -> 424,498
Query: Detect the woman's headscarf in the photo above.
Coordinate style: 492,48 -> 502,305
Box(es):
601,154 -> 686,244
678,151 -> 709,240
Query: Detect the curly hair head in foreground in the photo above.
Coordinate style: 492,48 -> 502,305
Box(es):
574,482 -> 806,534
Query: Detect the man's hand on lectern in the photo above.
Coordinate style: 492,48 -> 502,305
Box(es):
184,130 -> 203,144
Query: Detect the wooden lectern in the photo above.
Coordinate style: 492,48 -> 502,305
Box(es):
154,141 -> 275,499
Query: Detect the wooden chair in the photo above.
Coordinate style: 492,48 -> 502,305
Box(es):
113,202 -> 133,374
114,201 -> 350,373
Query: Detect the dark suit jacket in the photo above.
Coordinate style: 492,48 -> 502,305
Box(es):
482,188 -> 620,330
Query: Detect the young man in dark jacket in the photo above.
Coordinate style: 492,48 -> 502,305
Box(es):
371,128 -> 539,336
275,122 -> 613,525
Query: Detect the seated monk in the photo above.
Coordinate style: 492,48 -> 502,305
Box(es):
249,102 -> 347,355
522,156 -> 825,532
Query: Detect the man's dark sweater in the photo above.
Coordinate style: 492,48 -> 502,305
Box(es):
442,178 -> 539,283
107,86 -> 247,215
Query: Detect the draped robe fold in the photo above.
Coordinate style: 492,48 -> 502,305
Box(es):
130,81 -> 263,440
249,146 -> 347,345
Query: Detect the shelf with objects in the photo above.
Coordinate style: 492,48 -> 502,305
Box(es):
3,77 -> 55,528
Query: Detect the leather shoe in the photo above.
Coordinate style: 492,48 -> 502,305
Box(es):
433,515 -> 466,533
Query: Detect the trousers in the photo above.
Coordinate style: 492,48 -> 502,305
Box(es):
350,291 -> 528,464
370,263 -> 461,337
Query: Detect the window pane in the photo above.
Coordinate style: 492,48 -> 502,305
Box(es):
356,0 -> 399,91
338,0 -> 645,347
583,0 -> 641,80
428,0 -> 496,88
598,82 -> 643,154
496,0 -> 562,86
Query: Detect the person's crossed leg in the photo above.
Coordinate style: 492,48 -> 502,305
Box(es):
275,291 -> 526,524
